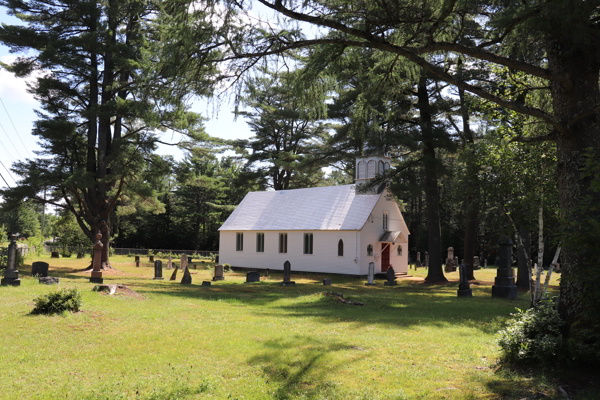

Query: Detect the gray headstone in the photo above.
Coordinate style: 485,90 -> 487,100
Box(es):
492,236 -> 517,299
246,271 -> 260,283
51,251 -> 60,259
39,276 -> 60,285
169,267 -> 178,281
384,267 -> 397,286
180,254 -> 188,270
153,260 -> 163,280
180,266 -> 192,285
281,261 -> 295,285
213,264 -> 224,281
167,255 -> 172,270
2,233 -> 20,287
473,256 -> 480,270
365,262 -> 376,286
323,278 -> 332,285
457,264 -> 472,297
135,255 -> 140,262
202,281 -> 212,286
31,261 -> 49,277
424,251 -> 429,267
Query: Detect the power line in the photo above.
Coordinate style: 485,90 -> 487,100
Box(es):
0,96 -> 32,158
0,118 -> 24,160
0,158 -> 17,186
0,169 -> 10,188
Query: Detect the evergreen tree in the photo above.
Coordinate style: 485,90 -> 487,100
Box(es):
0,0 -> 221,264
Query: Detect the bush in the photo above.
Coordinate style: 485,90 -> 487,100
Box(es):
497,301 -> 564,366
31,288 -> 82,315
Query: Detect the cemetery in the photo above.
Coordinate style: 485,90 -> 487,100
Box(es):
1,244 -> 593,400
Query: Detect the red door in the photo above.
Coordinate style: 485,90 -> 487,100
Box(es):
381,244 -> 390,272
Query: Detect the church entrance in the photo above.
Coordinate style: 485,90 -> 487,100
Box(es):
381,243 -> 390,272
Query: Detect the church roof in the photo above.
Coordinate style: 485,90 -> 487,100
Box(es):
219,184 -> 381,231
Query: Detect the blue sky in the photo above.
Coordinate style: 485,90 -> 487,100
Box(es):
0,7 -> 255,190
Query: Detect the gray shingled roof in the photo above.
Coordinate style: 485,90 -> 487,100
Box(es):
219,185 -> 381,231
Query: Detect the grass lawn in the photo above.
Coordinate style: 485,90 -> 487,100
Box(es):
0,254 -> 593,400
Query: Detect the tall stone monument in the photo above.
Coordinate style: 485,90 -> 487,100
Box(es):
135,255 -> 140,268
424,251 -> 429,267
90,231 -> 104,284
167,255 -> 173,270
492,236 -> 517,299
153,260 -> 164,280
281,261 -> 295,286
445,247 -> 456,272
457,264 -> 473,297
1,233 -> 20,286
365,262 -> 376,286
213,264 -> 224,281
180,254 -> 188,271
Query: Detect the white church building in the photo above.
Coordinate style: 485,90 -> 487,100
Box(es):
218,156 -> 409,275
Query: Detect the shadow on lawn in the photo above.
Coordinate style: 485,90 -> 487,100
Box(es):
248,334 -> 368,400
126,276 -> 529,334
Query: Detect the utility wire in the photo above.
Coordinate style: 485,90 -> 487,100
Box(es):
0,96 -> 32,158
0,158 -> 17,186
0,169 -> 11,188
0,135 -> 17,163
0,118 -> 24,160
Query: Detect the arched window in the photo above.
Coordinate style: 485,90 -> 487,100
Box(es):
385,162 -> 390,170
367,244 -> 373,256
379,161 -> 385,174
397,245 -> 402,256
357,161 -> 365,179
367,160 -> 376,178
338,239 -> 344,256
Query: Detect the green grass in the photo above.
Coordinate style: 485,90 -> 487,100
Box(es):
0,255 -> 591,400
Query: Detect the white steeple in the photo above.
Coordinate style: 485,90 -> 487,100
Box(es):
355,155 -> 391,194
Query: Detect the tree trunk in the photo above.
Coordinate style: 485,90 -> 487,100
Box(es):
547,39 -> 600,325
418,72 -> 446,283
516,227 -> 530,288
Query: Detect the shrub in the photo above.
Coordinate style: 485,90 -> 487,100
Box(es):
223,263 -> 231,272
497,301 -> 564,366
31,288 -> 82,315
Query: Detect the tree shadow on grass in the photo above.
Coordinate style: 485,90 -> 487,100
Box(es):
124,278 -> 529,334
248,334 -> 368,400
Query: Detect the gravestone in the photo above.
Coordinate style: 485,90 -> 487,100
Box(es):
180,266 -> 192,285
153,260 -> 164,280
323,278 -> 332,285
167,255 -> 173,270
445,247 -> 456,272
90,232 -> 104,284
135,255 -> 140,268
484,259 -> 488,268
384,267 -> 397,286
265,269 -> 269,277
492,236 -> 517,299
39,277 -> 60,285
215,255 -> 219,264
473,256 -> 480,270
51,251 -> 59,258
31,261 -> 49,277
202,281 -> 212,286
180,254 -> 188,271
213,264 -> 224,281
281,261 -> 295,286
457,264 -> 473,297
2,234 -> 21,286
424,251 -> 429,267
415,251 -> 422,270
245,271 -> 260,283
169,267 -> 178,281
188,256 -> 192,264
365,262 -> 376,286
148,255 -> 154,263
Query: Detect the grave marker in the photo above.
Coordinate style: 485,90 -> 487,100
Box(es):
492,237 -> 517,299
181,265 -> 192,285
245,271 -> 260,283
31,261 -> 49,277
457,264 -> 473,297
323,278 -> 332,285
213,264 -> 224,281
281,261 -> 296,286
89,232 -> 104,284
153,260 -> 164,280
167,255 -> 172,270
135,255 -> 140,268
365,262 -> 376,286
384,267 -> 397,286
169,267 -> 178,281
1,233 -> 20,286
